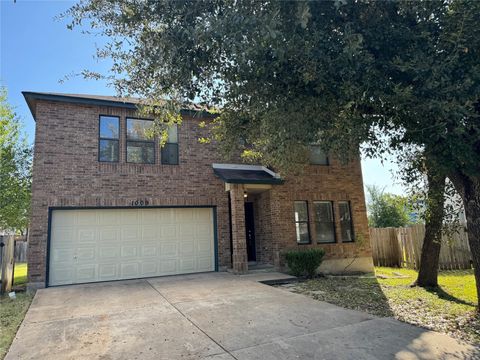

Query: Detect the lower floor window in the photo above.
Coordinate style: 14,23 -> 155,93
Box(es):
314,201 -> 335,243
294,201 -> 310,244
339,201 -> 354,242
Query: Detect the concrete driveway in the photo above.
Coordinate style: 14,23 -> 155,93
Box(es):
6,272 -> 479,360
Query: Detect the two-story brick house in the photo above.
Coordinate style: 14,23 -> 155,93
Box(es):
24,91 -> 373,288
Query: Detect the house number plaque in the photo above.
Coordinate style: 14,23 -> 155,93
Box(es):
131,199 -> 150,206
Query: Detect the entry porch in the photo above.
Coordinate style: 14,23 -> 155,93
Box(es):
213,164 -> 284,274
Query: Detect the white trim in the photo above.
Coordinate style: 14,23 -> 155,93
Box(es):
262,167 -> 281,178
212,163 -> 281,178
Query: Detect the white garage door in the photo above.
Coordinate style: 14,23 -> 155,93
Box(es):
49,208 -> 215,286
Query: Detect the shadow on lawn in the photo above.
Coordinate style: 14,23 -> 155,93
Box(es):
354,277 -> 396,317
439,270 -> 474,277
425,286 -> 475,307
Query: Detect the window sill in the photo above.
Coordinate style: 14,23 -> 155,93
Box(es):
126,162 -> 156,165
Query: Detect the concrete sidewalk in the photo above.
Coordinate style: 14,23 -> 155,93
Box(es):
6,272 -> 479,359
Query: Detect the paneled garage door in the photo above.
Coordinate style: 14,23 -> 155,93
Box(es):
48,207 -> 215,286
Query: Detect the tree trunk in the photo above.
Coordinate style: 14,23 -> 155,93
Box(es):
415,168 -> 446,287
450,172 -> 480,310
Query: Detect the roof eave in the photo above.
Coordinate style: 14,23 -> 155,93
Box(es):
22,91 -> 218,121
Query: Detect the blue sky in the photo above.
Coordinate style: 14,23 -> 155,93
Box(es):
0,0 -> 404,195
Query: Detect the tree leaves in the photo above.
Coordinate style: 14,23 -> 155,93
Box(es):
64,1 -> 480,178
0,88 -> 32,233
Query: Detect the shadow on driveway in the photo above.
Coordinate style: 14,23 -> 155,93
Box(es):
6,272 -> 480,360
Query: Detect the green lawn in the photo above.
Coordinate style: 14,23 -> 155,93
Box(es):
288,267 -> 479,345
0,263 -> 33,360
13,263 -> 28,286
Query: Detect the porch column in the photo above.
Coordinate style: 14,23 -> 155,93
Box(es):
229,183 -> 248,274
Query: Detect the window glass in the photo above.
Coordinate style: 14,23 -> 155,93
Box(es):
309,145 -> 329,165
126,118 -> 155,164
167,124 -> 178,143
127,142 -> 155,164
127,118 -> 154,140
100,116 -> 119,139
162,124 -> 179,164
161,143 -> 179,165
295,223 -> 310,244
314,201 -> 335,243
294,201 -> 310,244
339,201 -> 354,242
99,116 -> 119,162
99,139 -> 119,162
294,201 -> 308,222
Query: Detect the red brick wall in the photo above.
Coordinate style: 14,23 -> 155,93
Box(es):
268,162 -> 372,267
28,99 -> 371,285
28,100 -> 232,284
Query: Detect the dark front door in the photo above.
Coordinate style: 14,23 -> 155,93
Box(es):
244,202 -> 256,262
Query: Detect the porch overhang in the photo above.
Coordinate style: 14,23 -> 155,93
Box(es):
212,163 -> 284,185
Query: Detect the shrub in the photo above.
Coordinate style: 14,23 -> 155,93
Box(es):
284,248 -> 325,278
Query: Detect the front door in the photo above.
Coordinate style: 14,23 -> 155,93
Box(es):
244,202 -> 256,262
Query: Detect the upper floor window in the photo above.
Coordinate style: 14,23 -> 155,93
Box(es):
339,201 -> 354,242
99,115 -> 119,162
161,124 -> 179,165
294,201 -> 310,244
309,145 -> 329,165
126,118 -> 155,164
314,201 -> 335,243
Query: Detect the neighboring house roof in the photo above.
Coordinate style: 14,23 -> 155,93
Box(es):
22,91 -> 217,121
212,164 -> 283,185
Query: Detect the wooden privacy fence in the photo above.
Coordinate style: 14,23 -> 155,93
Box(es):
370,224 -> 472,270
0,235 -> 27,294
15,238 -> 28,262
0,235 -> 15,294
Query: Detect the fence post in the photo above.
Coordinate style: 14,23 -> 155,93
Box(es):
0,235 -> 15,294
0,235 -> 3,284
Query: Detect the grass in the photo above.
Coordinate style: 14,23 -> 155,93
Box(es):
0,263 -> 33,360
13,263 -> 28,286
285,267 -> 479,345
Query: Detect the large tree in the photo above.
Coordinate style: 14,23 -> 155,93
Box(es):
355,1 -> 480,291
66,0 -> 378,167
414,158 -> 447,287
0,88 -> 32,234
66,1 -> 480,304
